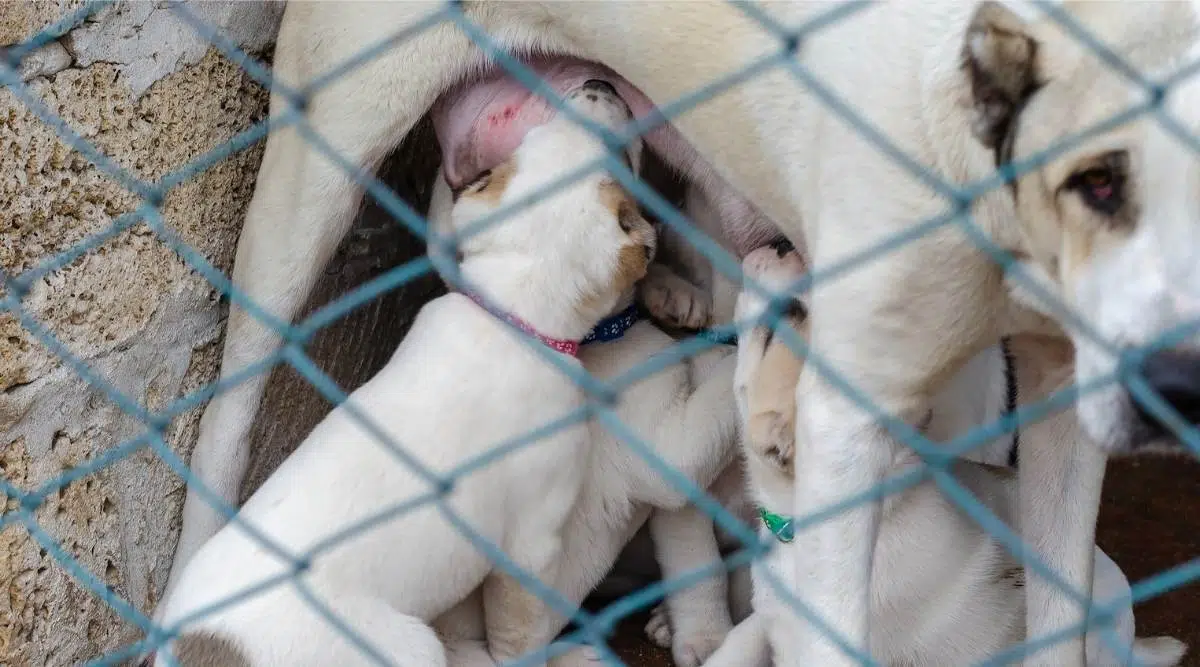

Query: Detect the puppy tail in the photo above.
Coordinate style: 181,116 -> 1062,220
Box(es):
1130,636 -> 1188,667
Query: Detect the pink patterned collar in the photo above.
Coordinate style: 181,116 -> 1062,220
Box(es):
463,291 -> 580,357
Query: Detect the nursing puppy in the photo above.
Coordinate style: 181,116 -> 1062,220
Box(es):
589,182 -> 762,666
151,84 -> 655,667
423,159 -> 742,667
700,244 -> 1187,667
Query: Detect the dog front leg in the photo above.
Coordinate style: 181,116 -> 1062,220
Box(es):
649,505 -> 733,667
1009,337 -> 1101,667
1018,410 -> 1103,667
787,365 -> 898,667
163,4 -> 481,603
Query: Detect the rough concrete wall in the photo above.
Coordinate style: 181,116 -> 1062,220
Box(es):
0,3 -> 291,664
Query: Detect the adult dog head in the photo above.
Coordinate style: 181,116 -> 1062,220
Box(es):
964,0 -> 1200,453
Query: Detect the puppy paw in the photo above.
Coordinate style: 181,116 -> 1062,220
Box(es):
549,645 -> 605,667
736,241 -> 806,327
639,265 -> 712,330
741,239 -> 804,283
669,614 -> 733,667
644,603 -> 673,648
747,410 -> 795,473
672,634 -> 727,667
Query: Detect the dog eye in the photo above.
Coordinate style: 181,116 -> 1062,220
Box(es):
1065,161 -> 1124,216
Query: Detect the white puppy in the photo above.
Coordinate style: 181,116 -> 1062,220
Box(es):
151,84 -> 655,667
422,153 -> 742,667
700,244 -> 1187,667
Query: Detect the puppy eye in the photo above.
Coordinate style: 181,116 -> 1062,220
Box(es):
1065,158 -> 1125,216
467,169 -> 492,191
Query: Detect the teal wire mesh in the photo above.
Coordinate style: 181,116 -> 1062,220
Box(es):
2,2 -> 1198,666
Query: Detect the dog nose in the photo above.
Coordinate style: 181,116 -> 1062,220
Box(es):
1133,347 -> 1200,443
769,237 -> 795,256
581,79 -> 618,96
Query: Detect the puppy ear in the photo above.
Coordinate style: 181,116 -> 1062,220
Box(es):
962,1 -> 1043,150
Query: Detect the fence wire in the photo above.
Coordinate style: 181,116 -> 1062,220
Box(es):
2,1 -> 1199,666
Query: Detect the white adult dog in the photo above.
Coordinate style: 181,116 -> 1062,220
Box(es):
710,243 -> 1187,667
151,86 -> 656,667
166,3 -> 1200,666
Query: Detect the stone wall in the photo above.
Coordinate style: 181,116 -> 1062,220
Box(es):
0,3 -> 442,664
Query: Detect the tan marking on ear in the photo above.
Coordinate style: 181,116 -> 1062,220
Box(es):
459,158 -> 517,205
173,632 -> 252,667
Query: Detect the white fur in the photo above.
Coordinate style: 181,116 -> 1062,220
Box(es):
709,246 -> 1186,667
153,91 -> 655,667
424,171 -> 742,665
162,3 -> 1200,666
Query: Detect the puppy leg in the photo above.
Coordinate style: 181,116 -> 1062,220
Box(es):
436,592 -> 499,667
619,347 -> 739,511
649,505 -> 733,667
165,4 -> 480,600
697,612 -> 770,667
482,570 -> 561,667
639,185 -> 720,330
1008,336 -> 1104,667
645,602 -> 673,649
727,565 -> 755,625
483,486 -> 587,667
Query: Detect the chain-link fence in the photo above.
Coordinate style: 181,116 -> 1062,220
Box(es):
3,1 -> 1200,666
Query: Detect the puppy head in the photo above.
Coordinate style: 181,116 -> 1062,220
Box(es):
440,81 -> 656,327
963,1 -> 1200,453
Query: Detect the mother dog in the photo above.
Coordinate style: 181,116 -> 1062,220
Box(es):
167,3 -> 1200,666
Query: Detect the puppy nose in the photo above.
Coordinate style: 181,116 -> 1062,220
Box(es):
581,79 -> 618,96
1134,347 -> 1200,442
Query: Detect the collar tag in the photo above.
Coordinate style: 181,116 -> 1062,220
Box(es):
758,507 -> 794,543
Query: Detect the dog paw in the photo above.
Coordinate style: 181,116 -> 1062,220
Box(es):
639,265 -> 712,330
672,632 -> 728,667
741,241 -> 805,285
747,410 -> 795,473
644,603 -> 673,648
549,645 -> 605,667
669,614 -> 733,667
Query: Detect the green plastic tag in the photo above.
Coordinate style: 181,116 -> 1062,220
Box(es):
758,507 -> 794,543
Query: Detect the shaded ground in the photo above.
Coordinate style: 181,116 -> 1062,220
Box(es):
611,456 -> 1200,667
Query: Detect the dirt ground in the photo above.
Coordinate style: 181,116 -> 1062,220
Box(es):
600,456 -> 1200,667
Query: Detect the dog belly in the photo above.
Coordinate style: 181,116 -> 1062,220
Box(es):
433,56 -> 628,189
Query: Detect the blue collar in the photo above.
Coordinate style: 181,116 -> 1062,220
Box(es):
581,303 -> 641,345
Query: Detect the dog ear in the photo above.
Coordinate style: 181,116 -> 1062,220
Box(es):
962,1 -> 1043,151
